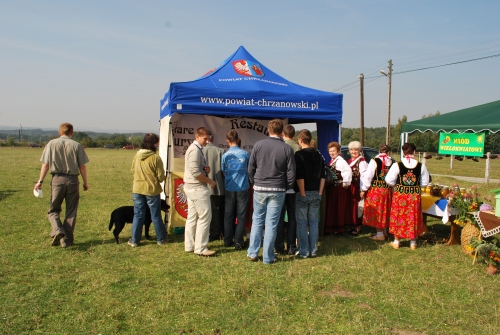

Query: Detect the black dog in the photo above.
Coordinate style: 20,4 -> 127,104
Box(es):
109,199 -> 170,244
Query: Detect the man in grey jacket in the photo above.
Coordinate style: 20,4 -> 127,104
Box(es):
247,119 -> 295,264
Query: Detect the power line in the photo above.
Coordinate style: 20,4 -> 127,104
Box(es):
334,52 -> 500,93
337,76 -> 383,93
332,79 -> 359,91
330,38 -> 500,92
396,44 -> 500,68
394,37 -> 500,64
394,53 -> 500,75
329,62 -> 386,89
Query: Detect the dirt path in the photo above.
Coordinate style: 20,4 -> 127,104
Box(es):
432,174 -> 500,184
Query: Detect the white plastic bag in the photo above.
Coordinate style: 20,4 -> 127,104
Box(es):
357,199 -> 364,218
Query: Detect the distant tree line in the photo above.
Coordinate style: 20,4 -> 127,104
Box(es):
2,117 -> 500,153
0,128 -> 145,148
71,132 -> 144,148
341,112 -> 500,154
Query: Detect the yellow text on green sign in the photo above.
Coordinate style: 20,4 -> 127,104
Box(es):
438,132 -> 485,157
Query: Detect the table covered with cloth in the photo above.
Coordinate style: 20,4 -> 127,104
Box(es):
421,194 -> 459,245
421,194 -> 457,223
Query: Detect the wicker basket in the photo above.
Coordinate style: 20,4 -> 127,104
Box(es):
461,223 -> 481,254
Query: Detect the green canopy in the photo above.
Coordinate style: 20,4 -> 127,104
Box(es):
401,100 -> 500,134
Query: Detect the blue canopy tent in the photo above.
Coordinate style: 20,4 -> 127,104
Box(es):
159,46 -> 343,161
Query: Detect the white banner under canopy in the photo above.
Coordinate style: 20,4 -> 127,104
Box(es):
168,114 -> 287,158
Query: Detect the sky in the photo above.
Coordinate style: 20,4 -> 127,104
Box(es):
1,0 -> 499,133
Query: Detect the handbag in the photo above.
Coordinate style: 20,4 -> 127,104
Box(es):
324,166 -> 338,187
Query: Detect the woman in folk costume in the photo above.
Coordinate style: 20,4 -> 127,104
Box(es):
346,141 -> 368,235
324,142 -> 352,235
385,143 -> 430,250
360,144 -> 395,241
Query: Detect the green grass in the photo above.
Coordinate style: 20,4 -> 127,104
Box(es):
424,155 -> 500,180
1,148 -> 500,335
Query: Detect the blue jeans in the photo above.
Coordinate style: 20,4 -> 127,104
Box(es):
130,193 -> 166,244
275,192 -> 297,253
247,191 -> 285,264
223,189 -> 249,247
296,191 -> 321,257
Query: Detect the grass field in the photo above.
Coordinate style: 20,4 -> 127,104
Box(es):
1,148 -> 500,335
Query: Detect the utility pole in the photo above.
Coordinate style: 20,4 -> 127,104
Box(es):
359,73 -> 365,146
386,60 -> 392,144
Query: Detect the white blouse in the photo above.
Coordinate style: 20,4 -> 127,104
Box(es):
329,155 -> 352,186
385,157 -> 430,187
361,154 -> 393,191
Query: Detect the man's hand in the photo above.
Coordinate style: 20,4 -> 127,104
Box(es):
83,182 -> 89,191
34,181 -> 42,191
209,179 -> 216,189
204,166 -> 211,174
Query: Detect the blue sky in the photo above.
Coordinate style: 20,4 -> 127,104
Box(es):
1,0 -> 499,133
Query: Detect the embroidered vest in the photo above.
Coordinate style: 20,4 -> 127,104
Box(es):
395,162 -> 422,194
329,160 -> 343,186
349,157 -> 365,182
371,158 -> 395,189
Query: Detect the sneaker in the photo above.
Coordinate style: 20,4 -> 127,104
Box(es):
288,247 -> 298,255
51,233 -> 64,246
294,250 -> 300,256
157,240 -> 165,246
234,243 -> 243,251
310,253 -> 317,258
297,251 -> 309,258
128,240 -> 138,247
390,242 -> 399,249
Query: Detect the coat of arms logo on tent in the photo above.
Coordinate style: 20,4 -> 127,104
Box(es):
174,178 -> 188,219
232,60 -> 264,77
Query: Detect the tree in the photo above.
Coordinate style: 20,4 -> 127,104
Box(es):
72,131 -> 89,141
389,115 -> 408,151
110,134 -> 128,147
80,137 -> 97,148
130,135 -> 143,148
407,112 -> 441,153
485,132 -> 500,154
6,136 -> 16,146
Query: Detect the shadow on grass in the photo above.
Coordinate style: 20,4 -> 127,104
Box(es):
68,223 -> 455,259
319,227 -> 382,257
0,189 -> 18,201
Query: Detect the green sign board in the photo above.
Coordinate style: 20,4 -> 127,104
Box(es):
438,132 -> 485,157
